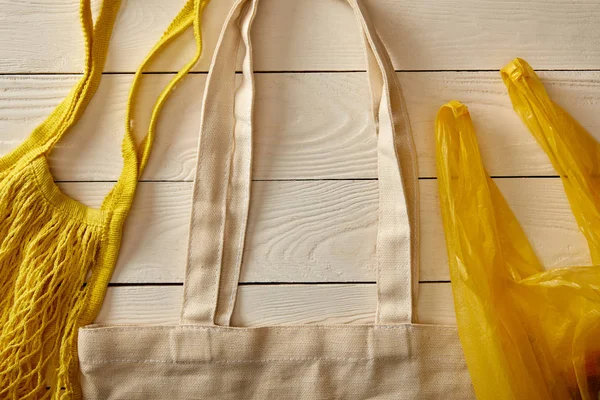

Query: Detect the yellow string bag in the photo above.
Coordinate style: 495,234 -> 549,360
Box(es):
435,58 -> 600,400
0,0 -> 209,398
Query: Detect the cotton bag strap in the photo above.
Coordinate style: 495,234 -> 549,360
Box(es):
181,0 -> 419,326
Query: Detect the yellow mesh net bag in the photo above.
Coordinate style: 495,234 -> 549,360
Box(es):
0,0 -> 209,398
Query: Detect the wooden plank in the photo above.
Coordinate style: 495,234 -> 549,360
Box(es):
94,283 -> 456,326
1,0 -> 599,73
2,72 -> 600,180
58,178 -> 591,283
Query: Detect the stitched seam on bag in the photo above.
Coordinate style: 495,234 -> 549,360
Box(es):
79,325 -> 458,334
80,325 -> 432,333
81,355 -> 465,365
83,357 -> 384,364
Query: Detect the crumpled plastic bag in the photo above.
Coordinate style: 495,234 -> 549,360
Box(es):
435,58 -> 600,400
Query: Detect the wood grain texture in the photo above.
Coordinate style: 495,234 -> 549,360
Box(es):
3,0 -> 597,330
1,0 -> 599,73
58,178 -> 591,284
2,72 -> 600,180
95,283 -> 456,326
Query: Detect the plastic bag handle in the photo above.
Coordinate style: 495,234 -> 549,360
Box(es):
501,58 -> 600,264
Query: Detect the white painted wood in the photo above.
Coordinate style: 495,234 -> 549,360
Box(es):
2,72 -> 600,181
3,0 -> 597,330
58,178 -> 590,284
94,283 -> 456,326
1,0 -> 599,73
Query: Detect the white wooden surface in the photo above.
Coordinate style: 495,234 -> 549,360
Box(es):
1,0 -> 598,326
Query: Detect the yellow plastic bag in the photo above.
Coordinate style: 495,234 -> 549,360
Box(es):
435,58 -> 600,400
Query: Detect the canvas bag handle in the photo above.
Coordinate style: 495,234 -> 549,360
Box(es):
181,0 -> 419,326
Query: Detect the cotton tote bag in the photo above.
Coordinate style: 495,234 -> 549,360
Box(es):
78,0 -> 474,398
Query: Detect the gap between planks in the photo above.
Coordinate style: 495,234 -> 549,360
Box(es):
53,176 -> 562,183
1,0 -> 599,72
57,178 -> 591,284
2,72 -> 600,181
4,69 -> 600,76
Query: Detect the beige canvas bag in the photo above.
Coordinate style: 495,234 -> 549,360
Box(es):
78,0 -> 475,398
